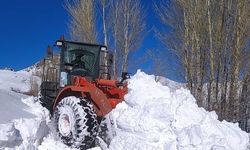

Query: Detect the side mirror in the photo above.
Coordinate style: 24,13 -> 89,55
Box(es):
121,72 -> 130,83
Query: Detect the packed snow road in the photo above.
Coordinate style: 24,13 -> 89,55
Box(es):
0,69 -> 249,150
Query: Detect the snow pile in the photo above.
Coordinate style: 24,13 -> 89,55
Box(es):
0,97 -> 50,149
0,90 -> 33,124
0,68 -> 249,150
38,134 -> 78,150
0,70 -> 40,94
155,76 -> 185,91
0,69 -> 49,149
109,70 -> 249,150
38,134 -> 102,150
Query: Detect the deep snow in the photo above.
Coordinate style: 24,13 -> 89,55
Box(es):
0,70 -> 32,93
108,70 -> 249,150
0,96 -> 50,149
0,90 -> 34,124
0,69 -> 249,150
0,70 -> 49,149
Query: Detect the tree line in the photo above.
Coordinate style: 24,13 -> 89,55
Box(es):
64,0 -> 250,131
156,0 -> 250,131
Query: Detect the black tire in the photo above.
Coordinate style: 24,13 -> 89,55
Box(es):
54,96 -> 98,149
39,93 -> 54,112
39,81 -> 58,112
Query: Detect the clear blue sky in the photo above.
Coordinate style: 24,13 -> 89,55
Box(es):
0,0 -> 67,70
0,0 -> 181,81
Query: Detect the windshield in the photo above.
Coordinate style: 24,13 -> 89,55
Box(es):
62,42 -> 101,78
64,49 -> 95,72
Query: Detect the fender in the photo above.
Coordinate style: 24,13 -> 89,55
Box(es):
53,82 -> 113,117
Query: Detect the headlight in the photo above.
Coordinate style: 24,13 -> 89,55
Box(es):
101,46 -> 107,52
64,65 -> 73,71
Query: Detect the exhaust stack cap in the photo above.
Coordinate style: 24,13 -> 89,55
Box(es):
56,41 -> 63,46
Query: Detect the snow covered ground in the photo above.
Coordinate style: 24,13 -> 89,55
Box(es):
0,70 -> 49,149
0,90 -> 33,124
0,69 -> 249,150
0,70 -> 32,93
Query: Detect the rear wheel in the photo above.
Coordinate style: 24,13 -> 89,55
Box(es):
54,96 -> 98,149
39,81 -> 58,112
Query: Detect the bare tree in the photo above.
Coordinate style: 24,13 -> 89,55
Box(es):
100,0 -> 108,46
228,0 -> 250,121
120,0 -> 146,73
155,0 -> 250,130
108,0 -> 123,78
65,0 -> 97,43
154,0 -> 188,82
155,0 -> 208,106
108,0 -> 146,76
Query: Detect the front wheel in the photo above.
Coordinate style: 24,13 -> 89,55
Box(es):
54,96 -> 98,149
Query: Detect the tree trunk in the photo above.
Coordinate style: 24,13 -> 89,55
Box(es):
122,0 -> 129,73
101,0 -> 108,46
207,0 -> 215,111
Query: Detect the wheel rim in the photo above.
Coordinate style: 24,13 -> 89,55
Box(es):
58,106 -> 74,137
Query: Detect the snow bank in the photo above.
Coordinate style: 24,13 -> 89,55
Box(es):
0,90 -> 34,124
155,76 -> 185,91
0,69 -> 49,149
109,70 -> 249,150
0,97 -> 50,149
0,70 -> 39,93
1,69 -> 248,149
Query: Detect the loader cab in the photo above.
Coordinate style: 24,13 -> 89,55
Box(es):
56,40 -> 111,87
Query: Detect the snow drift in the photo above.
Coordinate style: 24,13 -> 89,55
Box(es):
0,70 -> 32,93
109,70 -> 249,150
0,69 -> 249,150
0,70 -> 49,149
0,96 -> 50,150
